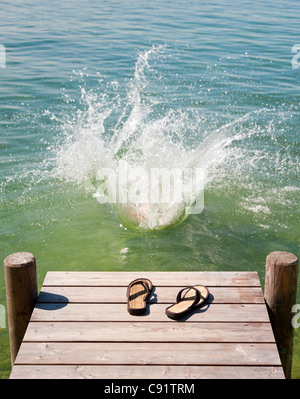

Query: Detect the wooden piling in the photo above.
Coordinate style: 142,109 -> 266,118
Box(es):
264,251 -> 299,379
4,252 -> 38,366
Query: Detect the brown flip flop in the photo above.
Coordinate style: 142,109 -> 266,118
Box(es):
165,285 -> 209,320
127,278 -> 153,315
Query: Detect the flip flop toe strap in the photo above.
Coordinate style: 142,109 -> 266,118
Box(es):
127,279 -> 150,300
176,286 -> 200,308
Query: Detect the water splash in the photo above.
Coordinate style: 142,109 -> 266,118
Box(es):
51,45 -> 297,231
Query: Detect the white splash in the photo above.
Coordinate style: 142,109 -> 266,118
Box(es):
51,45 -> 292,231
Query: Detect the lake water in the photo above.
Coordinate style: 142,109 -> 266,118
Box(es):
0,0 -> 299,378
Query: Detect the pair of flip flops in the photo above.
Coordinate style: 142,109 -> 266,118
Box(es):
127,278 -> 210,320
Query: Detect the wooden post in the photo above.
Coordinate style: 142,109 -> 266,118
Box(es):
4,252 -> 38,366
264,251 -> 298,379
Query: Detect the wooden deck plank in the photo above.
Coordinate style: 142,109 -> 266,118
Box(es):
15,342 -> 281,366
43,271 -> 261,287
22,322 -> 275,343
30,303 -> 270,322
10,271 -> 284,379
9,365 -> 285,379
37,286 -> 265,304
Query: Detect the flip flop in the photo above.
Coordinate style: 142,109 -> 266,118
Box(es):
165,285 -> 210,320
127,278 -> 153,315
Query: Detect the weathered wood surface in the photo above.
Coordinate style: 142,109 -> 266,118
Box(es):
10,365 -> 284,379
4,252 -> 38,365
37,286 -> 265,303
264,251 -> 298,379
10,271 -> 284,379
42,271 -> 261,286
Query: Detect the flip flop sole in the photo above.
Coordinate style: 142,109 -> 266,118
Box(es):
165,285 -> 209,320
127,278 -> 153,315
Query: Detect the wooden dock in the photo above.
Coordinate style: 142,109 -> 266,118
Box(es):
10,271 -> 285,379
